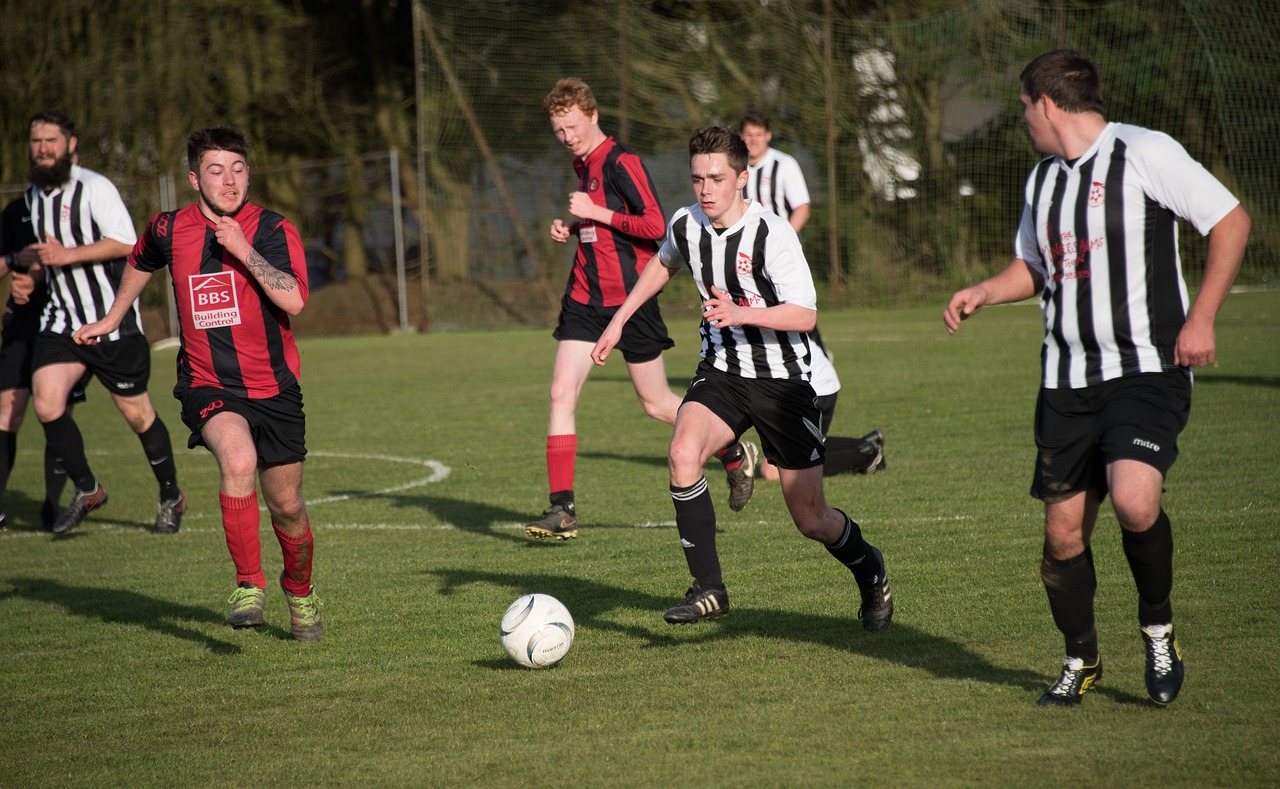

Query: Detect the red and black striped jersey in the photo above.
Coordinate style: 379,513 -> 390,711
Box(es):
130,202 -> 308,398
566,136 -> 665,307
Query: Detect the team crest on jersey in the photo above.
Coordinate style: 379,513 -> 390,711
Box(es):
1088,181 -> 1106,208
588,177 -> 600,192
737,251 -> 753,275
61,205 -> 72,222
189,271 -> 241,329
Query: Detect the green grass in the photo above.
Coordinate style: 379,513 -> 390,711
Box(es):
2,291 -> 1278,787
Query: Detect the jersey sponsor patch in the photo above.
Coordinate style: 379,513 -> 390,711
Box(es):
578,221 -> 598,244
189,271 -> 241,329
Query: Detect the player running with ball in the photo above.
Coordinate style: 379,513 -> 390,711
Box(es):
593,126 -> 893,630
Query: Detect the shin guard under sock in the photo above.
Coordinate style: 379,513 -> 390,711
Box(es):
41,413 -> 94,491
546,435 -> 577,497
138,418 -> 180,500
671,477 -> 721,589
825,509 -> 881,585
221,491 -> 265,588
1122,510 -> 1175,626
275,520 -> 315,596
1042,545 -> 1099,661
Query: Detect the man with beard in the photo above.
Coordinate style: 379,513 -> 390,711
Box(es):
14,109 -> 184,534
75,126 -> 322,643
0,189 -> 86,531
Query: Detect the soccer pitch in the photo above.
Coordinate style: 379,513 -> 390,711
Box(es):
2,293 -> 1277,786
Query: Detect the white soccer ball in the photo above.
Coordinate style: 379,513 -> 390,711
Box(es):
500,593 -> 575,668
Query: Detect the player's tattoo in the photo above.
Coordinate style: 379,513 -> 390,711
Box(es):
246,248 -> 296,292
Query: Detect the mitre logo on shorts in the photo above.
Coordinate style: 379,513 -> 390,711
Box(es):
1088,181 -> 1106,208
737,251 -> 753,275
189,271 -> 242,329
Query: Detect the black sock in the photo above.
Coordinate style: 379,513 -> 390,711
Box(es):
549,489 -> 575,514
41,413 -> 94,492
1041,545 -> 1099,662
671,477 -> 721,589
1122,510 -> 1174,627
138,417 -> 180,500
43,443 -> 68,507
824,509 -> 881,585
0,429 -> 16,506
822,437 -> 875,476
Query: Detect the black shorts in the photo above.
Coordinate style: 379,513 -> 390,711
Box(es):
683,363 -> 825,470
178,383 -> 308,466
33,332 -> 151,396
553,293 -> 674,364
0,313 -> 90,402
1030,371 -> 1192,503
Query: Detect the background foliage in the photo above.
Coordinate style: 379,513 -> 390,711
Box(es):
1,0 -> 1276,331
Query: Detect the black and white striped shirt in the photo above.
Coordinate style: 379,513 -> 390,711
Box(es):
743,148 -> 810,222
1014,123 -> 1238,389
658,201 -> 816,380
28,165 -> 142,339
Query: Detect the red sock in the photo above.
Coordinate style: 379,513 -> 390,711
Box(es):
546,434 -> 577,495
275,520 -> 314,597
221,491 -> 265,588
716,445 -> 742,470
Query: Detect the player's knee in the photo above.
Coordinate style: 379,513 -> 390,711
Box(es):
1113,498 -> 1160,532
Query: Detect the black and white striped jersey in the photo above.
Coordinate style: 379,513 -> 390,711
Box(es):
743,148 -> 810,222
1014,123 -> 1239,389
658,201 -> 816,380
28,165 -> 142,339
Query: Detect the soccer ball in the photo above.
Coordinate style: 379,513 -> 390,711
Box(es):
500,593 -> 574,668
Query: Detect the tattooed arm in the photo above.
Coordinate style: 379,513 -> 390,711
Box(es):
214,215 -> 305,316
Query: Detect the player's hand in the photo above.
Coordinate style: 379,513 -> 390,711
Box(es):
701,286 -> 741,329
10,271 -> 36,304
567,192 -> 595,221
591,325 -> 621,366
550,219 -> 572,243
32,235 -> 73,266
943,286 -> 988,334
213,216 -> 251,260
1174,315 -> 1216,368
73,319 -> 113,346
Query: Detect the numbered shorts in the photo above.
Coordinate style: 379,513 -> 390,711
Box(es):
553,293 -> 674,364
682,364 -> 825,471
1030,370 -> 1191,503
178,383 -> 308,466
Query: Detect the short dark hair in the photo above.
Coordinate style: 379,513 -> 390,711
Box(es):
187,126 -> 250,172
739,109 -> 770,132
30,109 -> 75,138
1020,49 -> 1105,115
689,126 -> 748,174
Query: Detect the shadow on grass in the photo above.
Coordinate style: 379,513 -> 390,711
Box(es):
427,567 -> 1052,692
327,491 -> 674,544
1,576 -> 249,654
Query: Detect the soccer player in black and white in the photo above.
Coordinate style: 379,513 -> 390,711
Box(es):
944,51 -> 1251,707
593,126 -> 893,630
13,109 -> 185,534
740,109 -> 885,481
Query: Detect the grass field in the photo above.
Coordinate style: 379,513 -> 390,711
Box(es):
2,291 -> 1277,787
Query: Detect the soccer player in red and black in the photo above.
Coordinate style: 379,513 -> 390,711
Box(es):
75,126 -> 323,643
527,78 -> 757,541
